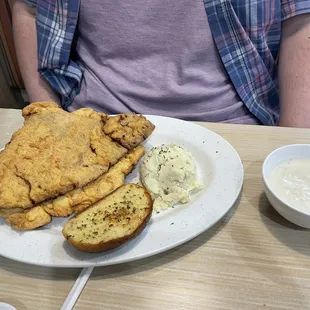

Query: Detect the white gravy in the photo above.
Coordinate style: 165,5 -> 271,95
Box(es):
269,159 -> 310,210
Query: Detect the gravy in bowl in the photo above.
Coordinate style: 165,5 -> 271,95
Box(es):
269,159 -> 310,210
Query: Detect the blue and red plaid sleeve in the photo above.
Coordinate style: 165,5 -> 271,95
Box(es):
282,0 -> 310,20
34,0 -> 82,109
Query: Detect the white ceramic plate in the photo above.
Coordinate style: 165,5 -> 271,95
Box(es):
0,116 -> 243,268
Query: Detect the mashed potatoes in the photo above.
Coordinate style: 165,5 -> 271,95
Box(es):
140,144 -> 201,212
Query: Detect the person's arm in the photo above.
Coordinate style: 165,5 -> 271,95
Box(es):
278,14 -> 310,128
12,0 -> 60,104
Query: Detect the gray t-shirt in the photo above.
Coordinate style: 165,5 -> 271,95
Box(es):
69,0 -> 260,124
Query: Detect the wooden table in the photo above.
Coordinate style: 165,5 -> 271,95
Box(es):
1,108 -> 310,310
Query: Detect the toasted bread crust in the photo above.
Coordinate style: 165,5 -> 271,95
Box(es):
62,184 -> 153,253
65,209 -> 151,253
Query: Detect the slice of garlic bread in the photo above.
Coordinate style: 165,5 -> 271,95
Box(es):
62,184 -> 153,253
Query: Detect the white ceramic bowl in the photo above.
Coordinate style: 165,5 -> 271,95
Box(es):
262,144 -> 310,228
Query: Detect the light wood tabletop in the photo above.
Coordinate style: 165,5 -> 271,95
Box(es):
1,108 -> 310,310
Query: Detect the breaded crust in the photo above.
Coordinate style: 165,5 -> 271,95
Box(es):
0,102 -> 127,209
0,102 -> 154,210
44,145 -> 146,217
103,114 -> 155,149
3,146 -> 145,230
4,206 -> 51,231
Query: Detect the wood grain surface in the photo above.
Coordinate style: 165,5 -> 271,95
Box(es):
1,109 -> 310,310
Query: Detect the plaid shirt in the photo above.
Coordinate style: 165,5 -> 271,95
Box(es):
25,0 -> 310,125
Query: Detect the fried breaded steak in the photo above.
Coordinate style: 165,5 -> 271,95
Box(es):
43,144 -> 145,217
4,145 -> 145,230
0,102 -> 154,211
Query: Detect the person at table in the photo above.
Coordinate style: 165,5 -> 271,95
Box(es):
12,0 -> 310,127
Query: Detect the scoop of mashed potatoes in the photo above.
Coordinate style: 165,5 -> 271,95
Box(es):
140,144 -> 201,212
